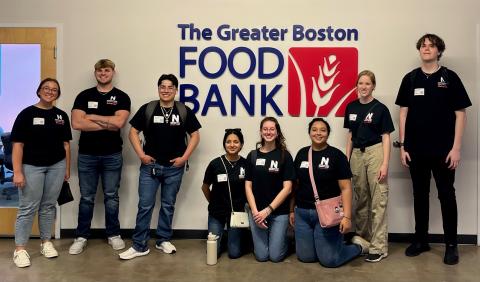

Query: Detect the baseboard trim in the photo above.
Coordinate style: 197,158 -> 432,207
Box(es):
59,229 -> 477,244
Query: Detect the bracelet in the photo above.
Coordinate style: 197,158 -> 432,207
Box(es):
267,205 -> 274,213
343,216 -> 351,220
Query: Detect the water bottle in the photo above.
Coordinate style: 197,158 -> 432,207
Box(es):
206,232 -> 218,265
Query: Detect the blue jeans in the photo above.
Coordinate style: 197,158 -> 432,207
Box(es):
15,159 -> 66,245
208,215 -> 243,259
248,210 -> 289,262
132,163 -> 184,252
295,208 -> 361,268
76,152 -> 122,238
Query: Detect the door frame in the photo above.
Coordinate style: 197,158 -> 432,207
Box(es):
0,23 -> 63,239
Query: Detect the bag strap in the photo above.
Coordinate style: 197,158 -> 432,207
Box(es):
219,156 -> 235,213
308,147 -> 321,205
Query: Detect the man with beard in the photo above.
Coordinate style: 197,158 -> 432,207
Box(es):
69,59 -> 131,255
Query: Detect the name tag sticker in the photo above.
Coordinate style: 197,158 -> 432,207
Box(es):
349,114 -> 357,121
33,117 -> 45,125
414,88 -> 425,96
300,161 -> 309,168
217,174 -> 228,182
256,158 -> 266,166
88,101 -> 98,109
153,116 -> 164,123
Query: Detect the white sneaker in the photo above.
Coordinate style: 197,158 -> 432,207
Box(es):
352,235 -> 370,255
108,235 -> 125,250
40,241 -> 58,258
155,241 -> 176,254
13,250 -> 31,268
69,237 -> 87,255
119,247 -> 150,260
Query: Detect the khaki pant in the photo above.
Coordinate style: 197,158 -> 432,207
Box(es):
350,143 -> 388,254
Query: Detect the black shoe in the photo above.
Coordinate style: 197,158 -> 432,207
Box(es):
443,245 -> 459,265
405,242 -> 431,257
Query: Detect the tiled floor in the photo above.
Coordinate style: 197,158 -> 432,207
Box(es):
0,239 -> 479,282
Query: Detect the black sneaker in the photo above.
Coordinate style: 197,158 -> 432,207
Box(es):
443,245 -> 459,265
365,253 -> 387,263
405,242 -> 431,257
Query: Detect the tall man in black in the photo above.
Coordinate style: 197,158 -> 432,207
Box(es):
69,59 -> 131,255
120,74 -> 201,260
396,34 -> 471,265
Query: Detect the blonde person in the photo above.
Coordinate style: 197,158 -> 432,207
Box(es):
344,70 -> 394,262
245,117 -> 295,262
12,78 -> 72,267
201,128 -> 247,258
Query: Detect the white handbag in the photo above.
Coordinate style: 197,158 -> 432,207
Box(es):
230,211 -> 249,228
220,157 -> 250,228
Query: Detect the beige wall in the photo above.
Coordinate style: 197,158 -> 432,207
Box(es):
1,0 -> 478,237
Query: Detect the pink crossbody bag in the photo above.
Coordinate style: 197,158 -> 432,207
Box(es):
308,147 -> 344,228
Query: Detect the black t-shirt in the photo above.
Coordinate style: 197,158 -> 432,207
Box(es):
245,148 -> 295,215
203,156 -> 247,218
72,87 -> 131,155
129,102 -> 201,165
344,98 -> 395,148
294,146 -> 352,210
11,105 -> 72,166
395,67 -> 471,156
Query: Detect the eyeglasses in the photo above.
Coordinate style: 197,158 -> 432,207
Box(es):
225,128 -> 242,133
41,87 -> 58,93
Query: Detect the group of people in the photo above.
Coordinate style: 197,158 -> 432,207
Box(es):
10,33 -> 471,268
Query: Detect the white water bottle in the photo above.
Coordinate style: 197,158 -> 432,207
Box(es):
206,232 -> 218,265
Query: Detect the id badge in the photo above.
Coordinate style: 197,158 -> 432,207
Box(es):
414,88 -> 425,96
300,161 -> 309,168
217,174 -> 228,182
33,117 -> 45,125
153,116 -> 164,123
88,101 -> 99,109
349,114 -> 357,121
256,158 -> 266,166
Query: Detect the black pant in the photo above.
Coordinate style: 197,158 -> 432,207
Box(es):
408,154 -> 457,245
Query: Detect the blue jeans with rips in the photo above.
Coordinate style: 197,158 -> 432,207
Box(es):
132,163 -> 184,252
295,207 -> 361,268
208,214 -> 244,259
75,152 -> 122,238
15,159 -> 66,245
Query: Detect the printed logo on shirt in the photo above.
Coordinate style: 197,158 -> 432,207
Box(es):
55,114 -> 65,125
318,157 -> 330,169
268,160 -> 280,172
239,167 -> 245,179
170,114 -> 181,126
437,76 -> 448,88
106,96 -> 118,105
363,112 -> 373,123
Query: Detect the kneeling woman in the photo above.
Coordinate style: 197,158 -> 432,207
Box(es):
245,117 -> 295,262
291,118 -> 366,267
201,128 -> 247,258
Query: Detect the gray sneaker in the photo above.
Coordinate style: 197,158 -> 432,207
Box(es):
352,235 -> 370,255
155,241 -> 176,254
69,237 -> 87,255
108,235 -> 125,250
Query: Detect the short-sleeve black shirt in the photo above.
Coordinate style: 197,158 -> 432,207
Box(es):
395,67 -> 471,156
245,148 -> 295,215
203,156 -> 247,218
129,102 -> 201,165
294,146 -> 352,210
72,87 -> 131,155
344,98 -> 395,148
11,106 -> 72,166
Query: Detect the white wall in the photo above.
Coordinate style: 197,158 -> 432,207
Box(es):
1,0 -> 478,236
